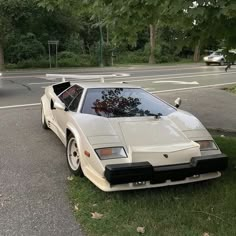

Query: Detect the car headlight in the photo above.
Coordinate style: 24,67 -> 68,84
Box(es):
195,140 -> 218,151
95,147 -> 127,160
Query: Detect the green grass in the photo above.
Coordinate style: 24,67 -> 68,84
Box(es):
225,86 -> 236,94
68,137 -> 236,236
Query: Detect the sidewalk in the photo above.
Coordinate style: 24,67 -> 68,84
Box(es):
158,86 -> 236,133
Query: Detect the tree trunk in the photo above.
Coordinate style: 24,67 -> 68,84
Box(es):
149,24 -> 156,64
0,42 -> 4,71
193,39 -> 201,62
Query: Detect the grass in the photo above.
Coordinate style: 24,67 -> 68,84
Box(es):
68,137 -> 236,236
225,86 -> 236,95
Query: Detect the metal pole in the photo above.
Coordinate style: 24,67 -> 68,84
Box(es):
111,50 -> 114,66
48,43 -> 51,68
99,19 -> 103,67
55,42 -> 58,68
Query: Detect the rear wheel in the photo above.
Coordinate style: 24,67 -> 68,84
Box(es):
66,134 -> 84,177
41,105 -> 49,129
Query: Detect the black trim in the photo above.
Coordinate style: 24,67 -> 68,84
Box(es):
104,154 -> 228,185
105,162 -> 153,184
53,82 -> 71,95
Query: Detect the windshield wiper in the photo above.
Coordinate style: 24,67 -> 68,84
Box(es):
147,113 -> 162,119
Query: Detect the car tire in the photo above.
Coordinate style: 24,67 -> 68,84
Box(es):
66,133 -> 84,177
219,60 -> 224,66
41,105 -> 49,129
206,62 -> 210,66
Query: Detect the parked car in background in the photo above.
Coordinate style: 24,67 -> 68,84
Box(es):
203,49 -> 236,66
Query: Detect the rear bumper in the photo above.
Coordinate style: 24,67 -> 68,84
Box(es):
104,154 -> 228,185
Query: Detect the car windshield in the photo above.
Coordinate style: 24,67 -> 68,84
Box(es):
81,88 -> 176,118
211,51 -> 222,56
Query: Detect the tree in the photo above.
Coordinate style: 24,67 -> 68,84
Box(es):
174,0 -> 236,61
0,0 -> 40,69
97,0 -> 172,64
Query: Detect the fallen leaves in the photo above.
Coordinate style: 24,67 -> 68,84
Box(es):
137,226 -> 145,234
202,232 -> 210,236
67,176 -> 74,181
74,204 -> 79,211
91,212 -> 103,219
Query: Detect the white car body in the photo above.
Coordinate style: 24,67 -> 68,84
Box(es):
204,49 -> 236,66
203,51 -> 225,65
41,81 -> 227,192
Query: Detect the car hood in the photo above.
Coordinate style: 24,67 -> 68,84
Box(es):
119,118 -> 189,146
75,112 -> 202,146
75,113 -> 201,165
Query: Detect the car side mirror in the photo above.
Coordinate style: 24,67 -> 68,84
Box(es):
174,98 -> 182,108
54,101 -> 65,110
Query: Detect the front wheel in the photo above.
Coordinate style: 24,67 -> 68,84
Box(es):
66,134 -> 84,177
219,60 -> 224,66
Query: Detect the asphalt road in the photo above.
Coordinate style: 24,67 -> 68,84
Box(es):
0,63 -> 236,235
1,63 -> 236,107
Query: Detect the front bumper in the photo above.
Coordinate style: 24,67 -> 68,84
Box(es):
104,154 -> 228,185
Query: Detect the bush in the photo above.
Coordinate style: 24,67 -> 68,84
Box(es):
5,33 -> 46,64
115,50 -> 148,64
6,58 -> 49,69
58,53 -> 97,67
64,33 -> 85,54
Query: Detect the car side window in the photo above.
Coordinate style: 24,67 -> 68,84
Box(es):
59,85 -> 83,110
68,89 -> 83,112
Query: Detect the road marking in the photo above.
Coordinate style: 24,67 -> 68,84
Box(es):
153,80 -> 199,85
0,103 -> 40,110
27,70 -> 236,85
151,81 -> 236,94
29,81 -> 56,85
143,88 -> 155,91
120,71 -> 236,83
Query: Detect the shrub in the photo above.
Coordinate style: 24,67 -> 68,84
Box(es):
5,33 -> 46,64
115,50 -> 148,64
57,53 -> 97,67
58,51 -> 77,60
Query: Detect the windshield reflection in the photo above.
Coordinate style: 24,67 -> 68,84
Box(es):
82,88 -> 175,118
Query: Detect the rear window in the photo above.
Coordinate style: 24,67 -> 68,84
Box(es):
81,88 -> 175,118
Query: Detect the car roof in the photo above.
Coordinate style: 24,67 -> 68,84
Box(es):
71,82 -> 141,89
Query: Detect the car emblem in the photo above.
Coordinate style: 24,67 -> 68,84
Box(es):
163,154 -> 168,158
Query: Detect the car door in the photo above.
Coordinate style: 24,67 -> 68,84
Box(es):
53,85 -> 83,142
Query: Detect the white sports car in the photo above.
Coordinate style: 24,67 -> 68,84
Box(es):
41,81 -> 227,191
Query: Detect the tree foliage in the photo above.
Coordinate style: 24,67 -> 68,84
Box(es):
0,0 -> 235,69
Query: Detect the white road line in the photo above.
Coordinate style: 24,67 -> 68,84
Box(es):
153,81 -> 199,85
151,82 -> 236,94
121,71 -> 236,83
28,70 -> 236,85
143,88 -> 155,91
0,103 -> 40,109
29,81 -> 56,85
